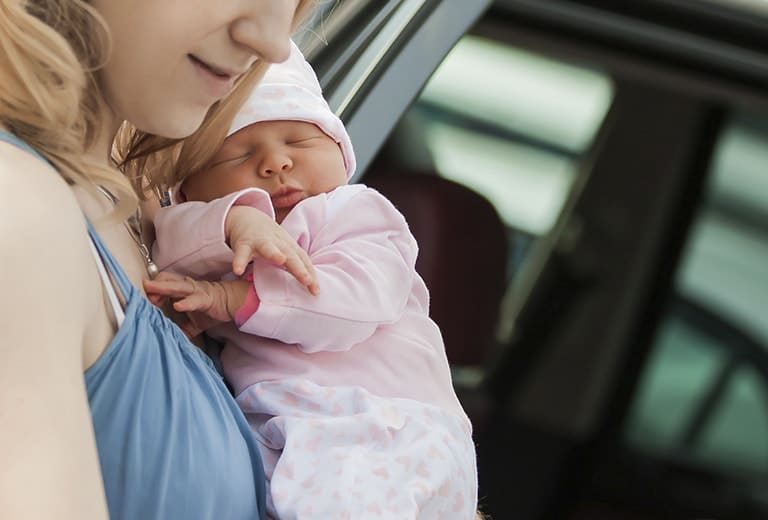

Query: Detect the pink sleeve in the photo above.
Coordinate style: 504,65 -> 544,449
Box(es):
237,187 -> 418,353
152,187 -> 274,278
234,274 -> 261,326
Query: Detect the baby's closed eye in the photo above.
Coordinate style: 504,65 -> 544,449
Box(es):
210,151 -> 252,167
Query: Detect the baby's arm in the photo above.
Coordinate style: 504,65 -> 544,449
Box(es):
152,188 -> 317,292
152,189 -> 267,277
237,187 -> 419,352
143,272 -> 250,338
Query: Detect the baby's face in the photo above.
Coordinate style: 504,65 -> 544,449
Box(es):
183,120 -> 348,222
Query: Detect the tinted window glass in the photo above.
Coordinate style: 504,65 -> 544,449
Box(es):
625,112 -> 768,478
413,35 -> 614,235
368,33 -> 615,384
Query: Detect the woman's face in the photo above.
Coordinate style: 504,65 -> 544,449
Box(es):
92,0 -> 301,138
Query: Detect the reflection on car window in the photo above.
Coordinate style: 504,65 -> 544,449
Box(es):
625,111 -> 768,478
413,35 -> 614,235
368,33 -> 615,385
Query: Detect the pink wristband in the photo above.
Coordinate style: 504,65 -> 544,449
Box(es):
234,275 -> 260,326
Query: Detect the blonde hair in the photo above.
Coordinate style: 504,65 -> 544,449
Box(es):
116,0 -> 318,199
1,0 -> 317,212
0,0 -> 135,210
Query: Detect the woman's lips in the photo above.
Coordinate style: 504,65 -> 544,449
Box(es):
271,189 -> 305,210
189,55 -> 236,99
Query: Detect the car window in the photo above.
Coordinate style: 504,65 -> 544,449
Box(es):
295,0 -> 377,58
374,33 -> 615,300
697,0 -> 768,17
625,111 -> 768,478
367,32 -> 615,387
410,34 -> 614,236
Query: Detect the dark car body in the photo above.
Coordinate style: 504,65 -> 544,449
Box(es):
303,1 -> 768,517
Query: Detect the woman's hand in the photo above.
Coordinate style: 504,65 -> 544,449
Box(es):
144,272 -> 249,338
226,205 -> 319,295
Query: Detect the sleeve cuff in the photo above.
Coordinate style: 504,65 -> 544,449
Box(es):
234,274 -> 261,326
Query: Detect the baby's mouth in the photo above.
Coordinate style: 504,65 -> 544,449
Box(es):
271,187 -> 305,210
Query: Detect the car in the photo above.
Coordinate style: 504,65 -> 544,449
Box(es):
299,1 -> 768,518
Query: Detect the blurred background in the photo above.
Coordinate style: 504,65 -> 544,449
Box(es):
299,1 -> 768,517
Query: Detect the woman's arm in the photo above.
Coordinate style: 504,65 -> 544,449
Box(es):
0,145 -> 109,519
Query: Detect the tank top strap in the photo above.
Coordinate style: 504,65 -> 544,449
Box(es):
85,223 -> 127,327
84,219 -> 135,303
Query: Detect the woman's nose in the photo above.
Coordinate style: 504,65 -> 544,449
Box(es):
258,151 -> 293,178
230,0 -> 298,64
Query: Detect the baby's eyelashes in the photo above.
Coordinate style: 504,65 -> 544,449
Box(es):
210,152 -> 252,168
287,136 -> 322,146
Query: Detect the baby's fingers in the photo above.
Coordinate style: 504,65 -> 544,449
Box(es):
283,252 -> 319,295
172,292 -> 211,313
232,243 -> 254,276
143,277 -> 197,299
180,319 -> 205,339
145,292 -> 167,308
232,242 -> 287,275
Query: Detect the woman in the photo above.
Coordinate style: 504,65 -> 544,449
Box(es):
0,0 -> 315,518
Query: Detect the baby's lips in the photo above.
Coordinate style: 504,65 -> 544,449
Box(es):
271,189 -> 305,209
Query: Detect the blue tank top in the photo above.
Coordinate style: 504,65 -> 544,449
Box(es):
0,132 -> 266,520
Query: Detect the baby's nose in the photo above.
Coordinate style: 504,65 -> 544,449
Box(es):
258,152 -> 293,177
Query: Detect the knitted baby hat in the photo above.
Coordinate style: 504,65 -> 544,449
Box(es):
228,41 -> 356,178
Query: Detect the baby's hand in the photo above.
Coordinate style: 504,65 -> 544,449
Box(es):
225,206 -> 319,295
144,272 -> 249,337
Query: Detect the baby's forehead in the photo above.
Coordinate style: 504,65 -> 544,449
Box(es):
226,119 -> 322,143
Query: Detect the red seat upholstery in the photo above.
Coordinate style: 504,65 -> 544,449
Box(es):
366,172 -> 508,368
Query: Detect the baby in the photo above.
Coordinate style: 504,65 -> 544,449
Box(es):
146,42 -> 479,520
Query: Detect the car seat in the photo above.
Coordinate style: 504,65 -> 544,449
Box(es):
365,171 -> 508,432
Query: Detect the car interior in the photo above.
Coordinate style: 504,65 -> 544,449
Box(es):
340,2 -> 768,519
296,0 -> 768,517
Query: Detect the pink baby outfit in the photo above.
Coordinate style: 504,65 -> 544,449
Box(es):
154,186 -> 478,519
152,39 -> 477,519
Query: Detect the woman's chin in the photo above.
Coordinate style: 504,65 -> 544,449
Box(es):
140,109 -> 209,139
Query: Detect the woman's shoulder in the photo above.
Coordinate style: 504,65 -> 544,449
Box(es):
0,138 -> 85,229
0,138 -> 95,292
0,135 -> 106,348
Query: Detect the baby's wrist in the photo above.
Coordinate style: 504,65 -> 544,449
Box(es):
223,206 -> 243,246
233,277 -> 260,327
222,280 -> 250,321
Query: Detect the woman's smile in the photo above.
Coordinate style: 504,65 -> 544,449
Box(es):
188,55 -> 239,99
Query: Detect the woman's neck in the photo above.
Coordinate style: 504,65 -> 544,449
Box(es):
86,101 -> 121,166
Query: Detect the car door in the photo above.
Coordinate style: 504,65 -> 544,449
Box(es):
308,1 -> 768,518
469,2 -> 768,519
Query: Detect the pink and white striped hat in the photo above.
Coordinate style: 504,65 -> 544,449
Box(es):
228,41 -> 356,178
